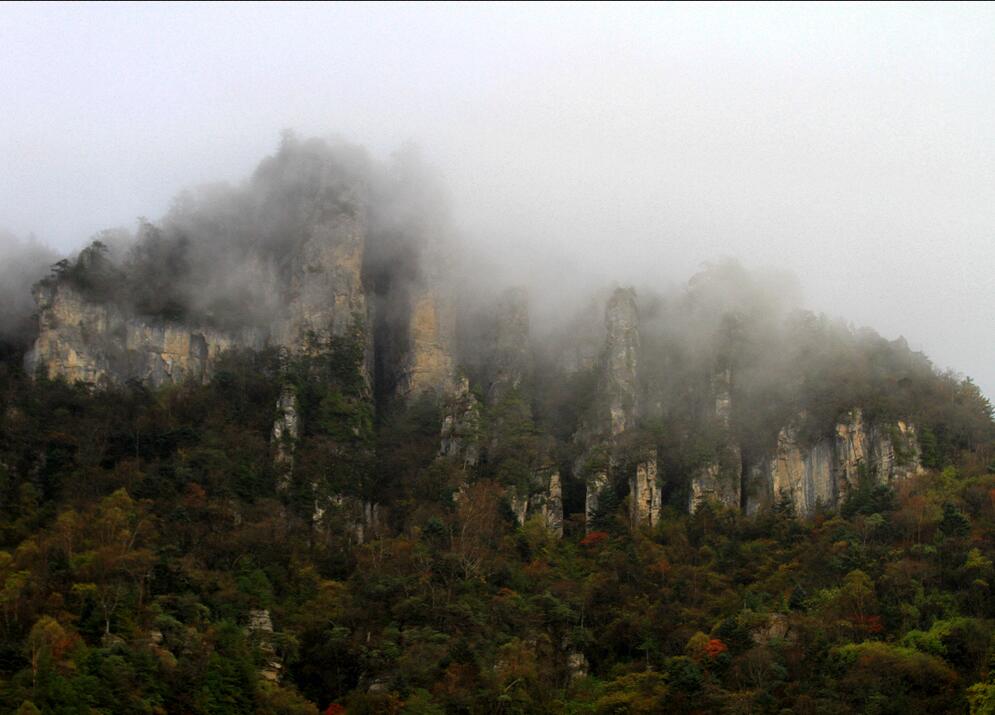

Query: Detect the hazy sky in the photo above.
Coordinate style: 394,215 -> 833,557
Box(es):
1,2 -> 993,397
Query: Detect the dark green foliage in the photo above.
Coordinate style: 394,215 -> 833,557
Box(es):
842,473 -> 896,518
939,503 -> 972,540
286,320 -> 376,510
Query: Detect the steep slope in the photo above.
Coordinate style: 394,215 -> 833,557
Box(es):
17,139 -> 994,535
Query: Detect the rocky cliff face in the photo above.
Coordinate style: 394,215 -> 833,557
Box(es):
400,285 -> 456,398
689,458 -> 743,512
743,426 -> 835,516
270,200 -> 368,350
629,457 -> 661,529
27,208 -> 368,390
439,375 -> 481,468
271,384 -> 300,491
834,409 -> 924,494
744,409 -> 924,516
509,468 -> 563,537
26,281 -> 262,387
602,288 -> 640,437
578,288 -> 648,530
25,133 -> 464,400
26,236 -> 364,391
27,216 -> 458,405
689,367 -> 742,512
471,291 -> 563,537
246,609 -> 282,683
22,140 -> 940,536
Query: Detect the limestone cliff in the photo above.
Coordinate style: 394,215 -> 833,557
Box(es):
689,458 -> 744,512
401,285 -> 456,397
271,384 -> 300,491
578,288 -> 644,530
602,288 -> 640,437
270,198 -> 368,349
689,367 -> 742,512
482,291 -> 563,536
26,281 -> 262,387
246,609 -> 282,683
744,426 -> 835,516
27,205 -> 366,389
439,375 -> 481,468
744,409 -> 924,516
629,456 -> 662,529
834,409 -> 924,495
25,142 -> 453,401
509,468 -> 563,537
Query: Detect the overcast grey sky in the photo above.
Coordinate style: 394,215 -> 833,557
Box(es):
1,2 -> 993,396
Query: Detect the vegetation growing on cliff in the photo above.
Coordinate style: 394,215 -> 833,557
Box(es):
0,319 -> 993,713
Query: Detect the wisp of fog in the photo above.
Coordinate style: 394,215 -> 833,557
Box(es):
0,3 -> 992,395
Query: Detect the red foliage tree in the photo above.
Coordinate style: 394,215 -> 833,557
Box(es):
705,638 -> 728,658
580,531 -> 610,547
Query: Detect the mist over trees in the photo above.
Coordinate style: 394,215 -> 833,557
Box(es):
0,133 -> 993,713
29,133 -> 447,337
15,133 -> 995,487
1,2 -> 993,710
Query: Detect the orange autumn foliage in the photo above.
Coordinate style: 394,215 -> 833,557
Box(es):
705,638 -> 728,658
580,531 -> 610,547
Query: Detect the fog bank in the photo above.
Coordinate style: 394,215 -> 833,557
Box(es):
1,3 -> 992,394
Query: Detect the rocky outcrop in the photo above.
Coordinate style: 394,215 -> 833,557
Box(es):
271,202 -> 367,350
316,496 -> 381,544
744,427 -> 835,516
577,288 -> 642,532
28,185 -> 374,392
585,470 -> 610,531
834,409 -> 924,495
543,471 -> 564,536
26,282 -> 262,387
246,609 -> 282,682
835,408 -> 871,492
566,650 -> 589,682
26,282 -> 117,384
510,469 -> 563,537
690,456 -> 743,512
744,409 -> 925,516
629,456 -> 661,529
399,286 -> 455,397
752,614 -> 795,646
602,288 -> 640,437
440,375 -> 481,468
689,367 -> 742,512
271,384 -> 300,491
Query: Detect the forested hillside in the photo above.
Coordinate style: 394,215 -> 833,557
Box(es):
0,316 -> 993,713
1,137 -> 994,714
